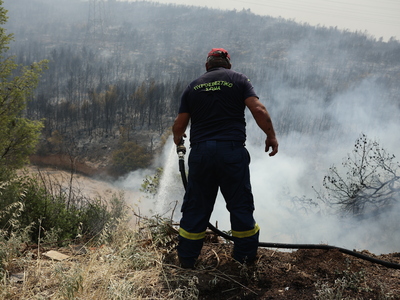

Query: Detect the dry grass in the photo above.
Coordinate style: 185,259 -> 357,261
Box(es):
2,208 -> 399,299
0,213 -> 201,300
2,220 -> 400,300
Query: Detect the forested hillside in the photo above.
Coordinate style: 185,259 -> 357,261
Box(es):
3,0 -> 400,176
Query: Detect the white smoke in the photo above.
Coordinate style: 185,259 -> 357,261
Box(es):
119,71 -> 399,255
238,76 -> 400,254
115,166 -> 157,217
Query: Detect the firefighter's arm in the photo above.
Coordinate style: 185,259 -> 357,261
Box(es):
172,113 -> 190,145
245,96 -> 278,156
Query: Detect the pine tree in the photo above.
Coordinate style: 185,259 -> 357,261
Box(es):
0,0 -> 48,180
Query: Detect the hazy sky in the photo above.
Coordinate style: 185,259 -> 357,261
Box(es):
132,0 -> 400,41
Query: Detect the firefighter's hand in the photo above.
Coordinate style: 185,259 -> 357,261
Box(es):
265,136 -> 278,156
175,135 -> 187,154
174,133 -> 186,146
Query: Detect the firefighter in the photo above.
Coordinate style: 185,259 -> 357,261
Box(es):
172,48 -> 278,268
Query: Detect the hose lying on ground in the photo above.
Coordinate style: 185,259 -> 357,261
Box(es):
207,222 -> 400,269
177,147 -> 400,269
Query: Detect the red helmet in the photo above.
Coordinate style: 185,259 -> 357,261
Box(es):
207,48 -> 230,60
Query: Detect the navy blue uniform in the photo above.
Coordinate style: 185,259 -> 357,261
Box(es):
179,67 -> 257,144
177,67 -> 260,266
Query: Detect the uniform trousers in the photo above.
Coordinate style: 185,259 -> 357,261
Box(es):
178,140 -> 259,266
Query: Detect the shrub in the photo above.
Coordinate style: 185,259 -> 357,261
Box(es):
111,141 -> 153,176
323,133 -> 400,217
0,172 -> 127,245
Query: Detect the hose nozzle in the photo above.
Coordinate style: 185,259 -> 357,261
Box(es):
177,138 -> 186,159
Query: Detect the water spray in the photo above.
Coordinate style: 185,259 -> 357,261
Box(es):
176,139 -> 400,269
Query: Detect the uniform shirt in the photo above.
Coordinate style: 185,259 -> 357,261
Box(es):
178,67 -> 258,144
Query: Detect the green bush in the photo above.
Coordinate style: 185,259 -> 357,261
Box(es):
111,141 -> 152,176
0,173 -> 127,245
140,167 -> 163,197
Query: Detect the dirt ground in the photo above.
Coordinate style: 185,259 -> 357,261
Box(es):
164,238 -> 400,299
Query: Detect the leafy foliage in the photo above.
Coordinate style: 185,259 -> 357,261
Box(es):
323,134 -> 400,216
0,1 -> 47,179
140,167 -> 163,196
0,172 -> 127,244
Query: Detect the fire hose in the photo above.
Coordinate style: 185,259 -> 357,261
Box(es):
176,140 -> 400,269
